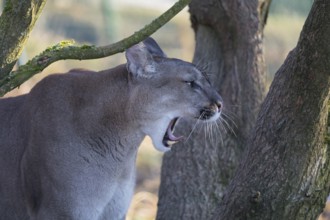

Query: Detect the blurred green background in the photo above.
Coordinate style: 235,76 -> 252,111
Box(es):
1,0 -> 313,219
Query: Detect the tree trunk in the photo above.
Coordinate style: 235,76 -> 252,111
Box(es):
157,0 -> 268,219
216,0 -> 330,219
0,0 -> 46,79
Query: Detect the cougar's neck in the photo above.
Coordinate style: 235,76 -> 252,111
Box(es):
83,65 -> 145,161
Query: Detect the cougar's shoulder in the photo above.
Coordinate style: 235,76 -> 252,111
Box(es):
26,64 -> 128,112
0,37 -> 224,219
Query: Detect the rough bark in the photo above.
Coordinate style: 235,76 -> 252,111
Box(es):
0,0 -> 46,79
216,0 -> 330,219
157,0 -> 267,219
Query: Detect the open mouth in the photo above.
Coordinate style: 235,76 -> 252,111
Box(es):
162,117 -> 184,148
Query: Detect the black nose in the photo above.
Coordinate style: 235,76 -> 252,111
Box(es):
211,93 -> 223,113
199,101 -> 222,120
215,100 -> 222,112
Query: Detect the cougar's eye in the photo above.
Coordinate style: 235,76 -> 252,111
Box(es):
184,80 -> 195,87
184,80 -> 202,91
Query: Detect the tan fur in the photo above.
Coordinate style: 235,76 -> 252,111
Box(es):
0,38 -> 222,219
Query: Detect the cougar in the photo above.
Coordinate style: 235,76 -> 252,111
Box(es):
0,37 -> 223,219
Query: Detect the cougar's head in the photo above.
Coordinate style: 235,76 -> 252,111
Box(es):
125,37 -> 223,152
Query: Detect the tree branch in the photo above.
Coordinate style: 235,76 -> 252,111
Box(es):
0,0 -> 191,96
0,0 -> 47,79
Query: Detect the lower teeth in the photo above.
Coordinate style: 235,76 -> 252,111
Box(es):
166,140 -> 178,146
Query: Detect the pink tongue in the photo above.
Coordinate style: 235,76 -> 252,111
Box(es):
167,125 -> 183,141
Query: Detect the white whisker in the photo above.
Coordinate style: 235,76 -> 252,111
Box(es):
219,116 -> 237,137
185,113 -> 204,143
221,112 -> 238,128
215,121 -> 224,146
223,108 -> 239,117
210,122 -> 217,144
217,118 -> 228,134
208,122 -> 212,141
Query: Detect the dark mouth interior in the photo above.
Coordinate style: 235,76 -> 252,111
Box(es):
162,117 -> 183,147
170,117 -> 178,130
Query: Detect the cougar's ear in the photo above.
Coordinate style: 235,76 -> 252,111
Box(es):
143,37 -> 167,58
125,37 -> 166,78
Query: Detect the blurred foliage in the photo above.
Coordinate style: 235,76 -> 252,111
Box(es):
270,0 -> 313,15
264,0 -> 312,86
46,13 -> 99,43
264,15 -> 305,82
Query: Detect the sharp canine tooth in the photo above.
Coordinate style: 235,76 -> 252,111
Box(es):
166,140 -> 178,146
